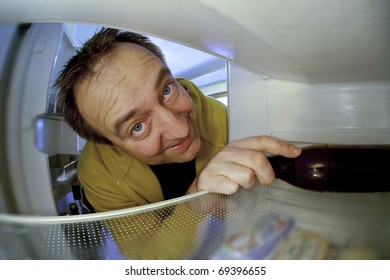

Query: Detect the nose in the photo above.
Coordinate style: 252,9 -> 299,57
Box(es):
157,107 -> 189,140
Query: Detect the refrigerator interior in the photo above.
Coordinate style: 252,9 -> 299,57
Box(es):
0,0 -> 389,259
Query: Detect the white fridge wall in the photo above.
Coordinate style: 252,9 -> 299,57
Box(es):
228,63 -> 268,140
229,62 -> 390,145
268,80 -> 390,145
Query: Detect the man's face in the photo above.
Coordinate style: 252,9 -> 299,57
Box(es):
75,43 -> 201,165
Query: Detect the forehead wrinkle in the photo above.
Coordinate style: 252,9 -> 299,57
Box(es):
78,64 -> 127,134
99,73 -> 130,132
87,46 -> 118,83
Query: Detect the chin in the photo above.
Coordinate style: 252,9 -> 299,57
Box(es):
171,138 -> 201,163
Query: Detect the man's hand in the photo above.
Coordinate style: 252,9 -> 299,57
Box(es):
187,136 -> 301,195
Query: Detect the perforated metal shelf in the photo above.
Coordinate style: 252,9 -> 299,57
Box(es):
1,180 -> 389,259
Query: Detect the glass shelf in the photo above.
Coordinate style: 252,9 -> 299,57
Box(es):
1,180 -> 389,260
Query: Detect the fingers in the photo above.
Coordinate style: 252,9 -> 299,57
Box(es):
197,149 -> 274,194
195,136 -> 300,195
229,135 -> 301,158
212,147 -> 274,185
199,174 -> 241,195
204,156 -> 257,189
195,159 -> 236,194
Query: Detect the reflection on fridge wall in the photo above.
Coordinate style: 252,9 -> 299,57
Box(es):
1,22 -> 227,216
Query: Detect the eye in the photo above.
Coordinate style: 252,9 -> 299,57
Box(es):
163,83 -> 173,96
132,123 -> 143,133
130,120 -> 149,138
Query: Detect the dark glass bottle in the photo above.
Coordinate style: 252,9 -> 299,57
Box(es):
71,177 -> 91,214
268,145 -> 390,192
69,202 -> 79,215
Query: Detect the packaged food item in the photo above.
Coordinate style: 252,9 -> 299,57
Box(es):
272,229 -> 329,259
188,214 -> 225,259
210,213 -> 294,259
338,239 -> 380,260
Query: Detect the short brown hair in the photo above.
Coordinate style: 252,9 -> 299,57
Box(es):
55,28 -> 166,144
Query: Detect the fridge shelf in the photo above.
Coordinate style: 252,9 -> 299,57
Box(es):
0,180 -> 389,260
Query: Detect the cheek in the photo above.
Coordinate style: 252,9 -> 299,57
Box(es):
177,90 -> 194,112
127,136 -> 162,159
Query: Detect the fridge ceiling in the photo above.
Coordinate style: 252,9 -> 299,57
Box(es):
0,0 -> 389,84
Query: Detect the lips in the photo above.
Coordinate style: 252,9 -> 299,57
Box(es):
168,135 -> 190,150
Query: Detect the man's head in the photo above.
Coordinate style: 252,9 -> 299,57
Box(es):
56,28 -> 201,164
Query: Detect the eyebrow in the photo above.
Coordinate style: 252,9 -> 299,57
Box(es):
155,66 -> 172,90
114,108 -> 138,138
114,66 -> 172,138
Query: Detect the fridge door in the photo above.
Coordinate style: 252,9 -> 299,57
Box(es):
4,23 -> 76,215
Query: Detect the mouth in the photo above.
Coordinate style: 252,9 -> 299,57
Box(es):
169,135 -> 191,150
